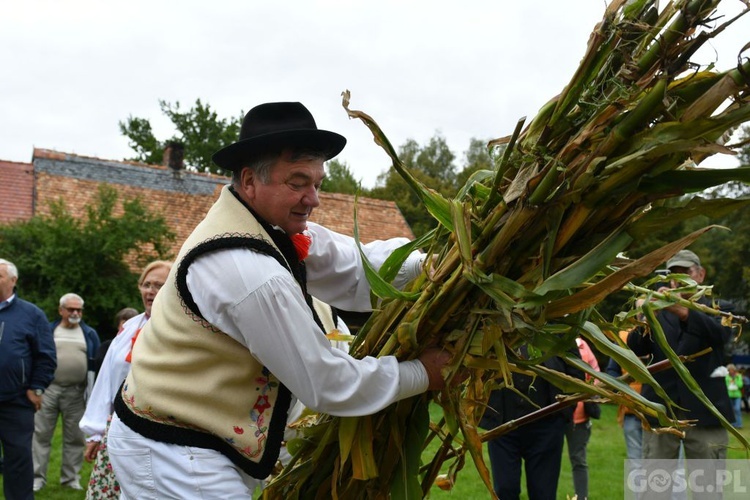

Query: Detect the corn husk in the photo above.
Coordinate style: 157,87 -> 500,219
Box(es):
264,1 -> 750,498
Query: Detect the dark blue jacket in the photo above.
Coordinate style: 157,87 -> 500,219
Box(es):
49,318 -> 100,373
627,298 -> 735,427
0,296 -> 57,401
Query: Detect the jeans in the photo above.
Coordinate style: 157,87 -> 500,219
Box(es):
730,397 -> 743,428
623,414 -> 643,460
0,395 -> 35,500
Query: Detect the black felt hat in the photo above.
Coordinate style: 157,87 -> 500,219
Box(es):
212,102 -> 346,171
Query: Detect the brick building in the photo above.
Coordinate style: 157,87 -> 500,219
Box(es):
1,149 -> 414,257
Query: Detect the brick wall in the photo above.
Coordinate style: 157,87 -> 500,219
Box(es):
26,149 -> 413,258
0,160 -> 35,224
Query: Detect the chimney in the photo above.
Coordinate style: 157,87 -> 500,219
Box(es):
164,141 -> 185,171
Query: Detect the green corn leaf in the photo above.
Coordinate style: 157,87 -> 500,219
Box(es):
390,399 -> 429,500
545,226 -> 717,317
338,416 -> 358,472
534,228 -> 633,296
642,167 -> 750,193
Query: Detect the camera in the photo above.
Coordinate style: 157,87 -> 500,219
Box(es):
652,269 -> 670,290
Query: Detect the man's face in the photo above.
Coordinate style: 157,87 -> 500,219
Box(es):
241,152 -> 325,235
59,297 -> 84,327
0,264 -> 17,302
668,265 -> 705,287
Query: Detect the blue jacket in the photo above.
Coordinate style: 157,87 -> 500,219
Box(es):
49,318 -> 100,373
627,298 -> 735,427
0,295 -> 57,401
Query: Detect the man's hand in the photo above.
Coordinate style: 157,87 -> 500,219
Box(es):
657,286 -> 689,321
26,389 -> 42,411
418,348 -> 453,391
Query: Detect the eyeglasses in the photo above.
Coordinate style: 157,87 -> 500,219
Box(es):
140,281 -> 165,292
65,307 -> 83,314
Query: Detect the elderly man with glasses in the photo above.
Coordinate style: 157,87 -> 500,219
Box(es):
32,292 -> 100,492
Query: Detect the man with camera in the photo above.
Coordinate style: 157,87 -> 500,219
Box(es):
628,249 -> 735,461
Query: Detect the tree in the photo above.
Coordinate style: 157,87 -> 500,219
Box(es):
366,134 -> 499,237
367,134 -> 459,237
0,185 -> 175,335
119,99 -> 242,176
456,137 -> 496,187
321,159 -> 360,194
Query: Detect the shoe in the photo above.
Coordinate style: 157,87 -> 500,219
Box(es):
62,481 -> 84,490
33,479 -> 45,492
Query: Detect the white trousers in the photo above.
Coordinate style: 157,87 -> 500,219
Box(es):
107,412 -> 263,499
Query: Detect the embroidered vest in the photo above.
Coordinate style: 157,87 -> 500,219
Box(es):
114,185 -> 337,478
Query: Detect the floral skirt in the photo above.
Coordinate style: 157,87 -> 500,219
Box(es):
86,418 -> 121,499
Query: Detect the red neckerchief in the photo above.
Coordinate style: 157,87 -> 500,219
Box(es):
125,314 -> 149,364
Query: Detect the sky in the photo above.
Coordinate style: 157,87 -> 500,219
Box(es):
2,0 -> 748,189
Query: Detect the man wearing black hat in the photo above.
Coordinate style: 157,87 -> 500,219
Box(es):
628,249 -> 735,466
107,102 -> 451,497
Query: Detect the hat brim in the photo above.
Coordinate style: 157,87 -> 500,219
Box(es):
212,129 -> 346,172
667,259 -> 697,269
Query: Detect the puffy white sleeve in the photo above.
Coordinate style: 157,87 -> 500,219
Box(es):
79,313 -> 146,441
305,222 -> 426,311
186,248 -> 428,416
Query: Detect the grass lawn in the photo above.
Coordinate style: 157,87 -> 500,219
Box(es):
4,408 -> 748,499
424,403 -> 750,499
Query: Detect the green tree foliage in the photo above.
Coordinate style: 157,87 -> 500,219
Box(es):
0,185 -> 175,336
456,137 -> 494,187
322,159 -> 360,194
367,135 -> 458,237
119,99 -> 242,176
366,134 -> 496,237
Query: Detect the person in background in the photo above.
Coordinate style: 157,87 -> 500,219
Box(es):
564,336 -> 600,500
80,261 -> 172,499
0,258 -> 57,500
605,335 -> 644,467
480,346 -> 584,500
742,368 -> 750,413
92,307 -> 139,376
725,363 -> 743,428
32,293 -> 100,492
106,101 -> 452,498
628,249 -> 734,499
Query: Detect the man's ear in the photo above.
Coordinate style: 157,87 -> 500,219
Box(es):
695,266 -> 707,284
239,167 -> 257,199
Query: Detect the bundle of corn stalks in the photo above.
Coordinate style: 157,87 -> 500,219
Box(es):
264,0 -> 750,498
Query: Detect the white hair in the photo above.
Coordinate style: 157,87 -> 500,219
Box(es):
59,292 -> 84,307
0,259 -> 18,279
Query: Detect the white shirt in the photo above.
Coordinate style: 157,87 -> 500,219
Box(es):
79,313 -> 148,441
305,222 -> 425,311
185,225 -> 429,417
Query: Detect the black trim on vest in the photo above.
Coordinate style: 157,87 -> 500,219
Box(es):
176,235 -> 290,322
114,379 -> 292,479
